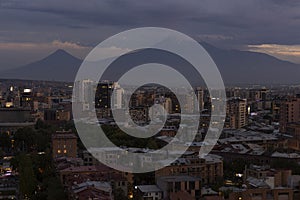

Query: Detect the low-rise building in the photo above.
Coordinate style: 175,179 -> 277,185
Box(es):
157,175 -> 201,200
156,152 -> 223,185
70,181 -> 113,200
135,185 -> 163,200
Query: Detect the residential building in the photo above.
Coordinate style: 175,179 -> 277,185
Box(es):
52,130 -> 77,159
135,185 -> 163,200
156,175 -> 201,200
280,96 -> 300,133
226,98 -> 247,129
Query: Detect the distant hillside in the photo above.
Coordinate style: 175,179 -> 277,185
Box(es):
0,49 -> 82,82
201,42 -> 300,85
1,43 -> 300,84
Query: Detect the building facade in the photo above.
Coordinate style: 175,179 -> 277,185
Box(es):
52,130 -> 77,159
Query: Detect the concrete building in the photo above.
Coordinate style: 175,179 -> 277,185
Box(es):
0,175 -> 19,200
94,80 -> 115,117
228,188 -> 293,200
155,152 -> 223,185
226,98 -> 247,129
52,130 -> 77,159
280,96 -> 300,133
163,97 -> 173,114
112,82 -> 124,109
196,87 -> 204,111
157,175 -> 201,200
58,165 -> 131,199
135,185 -> 163,200
244,165 -> 292,188
70,181 -> 113,200
286,122 -> 300,139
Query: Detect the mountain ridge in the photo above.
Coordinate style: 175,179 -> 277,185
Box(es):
1,44 -> 300,84
0,49 -> 82,82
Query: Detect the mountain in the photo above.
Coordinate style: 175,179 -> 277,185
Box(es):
200,42 -> 300,85
0,49 -> 82,82
1,44 -> 300,84
98,43 -> 300,85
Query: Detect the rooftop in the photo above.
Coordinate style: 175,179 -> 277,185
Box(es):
158,175 -> 201,182
136,185 -> 162,193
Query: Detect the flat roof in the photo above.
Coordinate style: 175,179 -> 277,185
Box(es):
158,175 -> 201,182
137,185 -> 162,193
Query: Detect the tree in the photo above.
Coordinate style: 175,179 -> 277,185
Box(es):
19,154 -> 38,198
0,132 -> 11,152
113,188 -> 127,200
147,139 -> 159,149
46,177 -> 67,200
35,129 -> 51,152
14,127 -> 37,152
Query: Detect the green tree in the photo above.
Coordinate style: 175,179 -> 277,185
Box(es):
35,129 -> 51,152
46,177 -> 67,200
14,127 -> 37,152
113,188 -> 127,200
19,154 -> 38,198
0,132 -> 11,152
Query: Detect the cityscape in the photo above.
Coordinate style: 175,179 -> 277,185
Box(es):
1,1 -> 300,200
0,78 -> 300,199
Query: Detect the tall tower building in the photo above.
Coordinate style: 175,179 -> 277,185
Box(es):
73,79 -> 94,111
95,81 -> 114,109
94,81 -> 114,118
77,79 -> 94,103
226,98 -> 247,129
20,88 -> 33,108
196,87 -> 204,111
280,96 -> 300,133
163,97 -> 173,114
112,82 -> 124,109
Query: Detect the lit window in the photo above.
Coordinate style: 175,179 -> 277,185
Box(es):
64,150 -> 67,154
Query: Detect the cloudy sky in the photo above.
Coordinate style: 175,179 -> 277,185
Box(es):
0,0 -> 300,70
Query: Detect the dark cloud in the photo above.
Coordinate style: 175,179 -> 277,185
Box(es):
0,0 -> 300,67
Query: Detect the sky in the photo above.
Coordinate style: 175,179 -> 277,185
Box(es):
1,0 -> 300,70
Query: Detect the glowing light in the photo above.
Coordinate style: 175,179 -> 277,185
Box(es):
24,89 -> 31,93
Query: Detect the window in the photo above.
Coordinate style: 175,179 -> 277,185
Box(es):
175,182 -> 181,192
189,181 -> 195,190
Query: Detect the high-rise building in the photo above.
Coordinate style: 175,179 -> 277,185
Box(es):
280,96 -> 300,133
226,98 -> 247,129
20,88 -> 33,108
74,79 -> 94,103
163,97 -> 172,114
94,81 -> 114,117
95,81 -> 114,109
112,82 -> 124,109
196,87 -> 204,111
